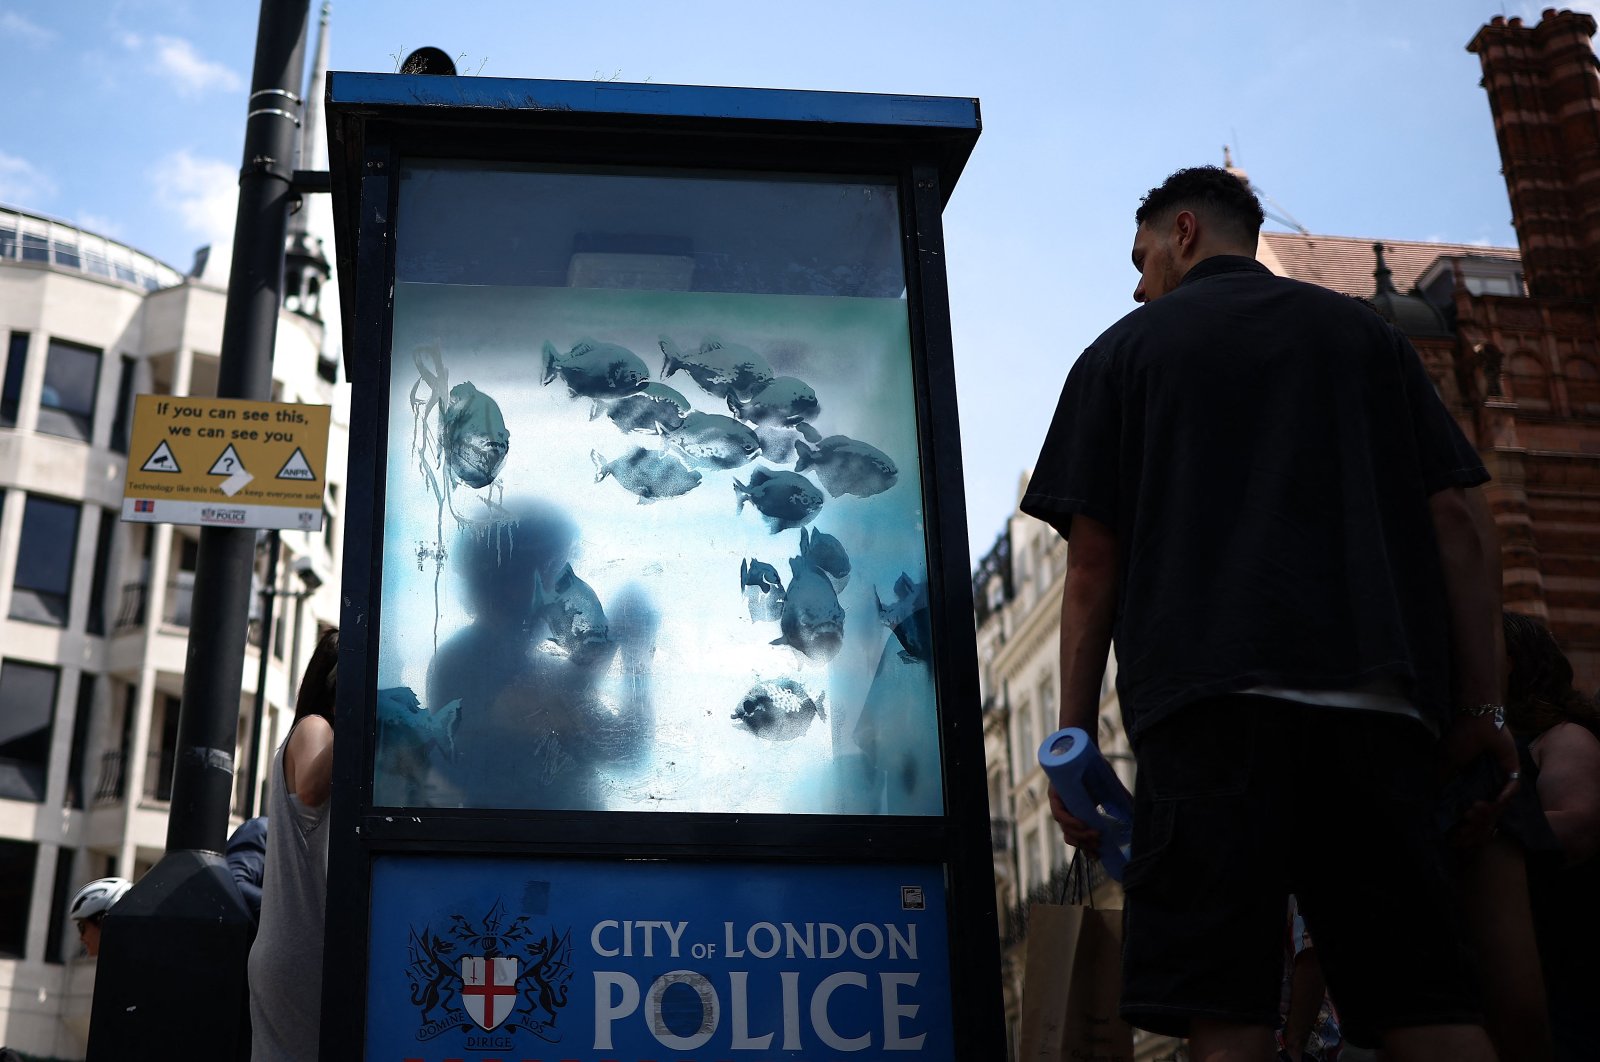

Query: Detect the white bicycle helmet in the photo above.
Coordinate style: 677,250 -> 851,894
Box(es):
69,877 -> 131,922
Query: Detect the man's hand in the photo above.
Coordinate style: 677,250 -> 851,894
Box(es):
1048,787 -> 1102,858
1441,713 -> 1521,845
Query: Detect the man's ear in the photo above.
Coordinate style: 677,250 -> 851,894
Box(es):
1173,209 -> 1200,256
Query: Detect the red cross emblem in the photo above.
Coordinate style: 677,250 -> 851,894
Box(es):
460,955 -> 519,1031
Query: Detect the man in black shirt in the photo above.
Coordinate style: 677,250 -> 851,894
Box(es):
1021,167 -> 1516,1061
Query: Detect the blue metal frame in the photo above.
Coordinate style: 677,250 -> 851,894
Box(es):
330,72 -> 979,130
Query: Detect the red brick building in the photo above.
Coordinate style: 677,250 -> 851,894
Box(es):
1261,8 -> 1600,692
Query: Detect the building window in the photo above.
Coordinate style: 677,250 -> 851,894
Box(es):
20,233 -> 48,263
46,846 -> 76,962
86,510 -> 114,636
109,355 -> 136,454
11,496 -> 81,626
1015,698 -> 1035,780
37,338 -> 102,441
64,674 -> 96,809
0,660 -> 59,803
1,332 -> 26,427
1022,828 -> 1042,896
1509,352 -> 1550,409
1039,680 -> 1056,740
0,839 -> 38,958
145,694 -> 181,803
163,536 -> 198,628
94,684 -> 136,805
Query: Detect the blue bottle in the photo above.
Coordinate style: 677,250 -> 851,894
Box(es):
1036,727 -> 1134,881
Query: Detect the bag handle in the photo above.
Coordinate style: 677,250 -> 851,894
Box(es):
1055,849 -> 1094,908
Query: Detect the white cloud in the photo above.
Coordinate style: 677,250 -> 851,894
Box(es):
0,11 -> 54,45
122,31 -> 243,97
0,152 -> 56,207
153,150 -> 237,248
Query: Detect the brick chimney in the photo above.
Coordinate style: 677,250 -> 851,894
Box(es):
1468,9 -> 1600,301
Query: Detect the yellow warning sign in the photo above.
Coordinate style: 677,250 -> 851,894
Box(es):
121,395 -> 332,531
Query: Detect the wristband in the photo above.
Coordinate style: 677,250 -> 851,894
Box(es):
1460,703 -> 1505,730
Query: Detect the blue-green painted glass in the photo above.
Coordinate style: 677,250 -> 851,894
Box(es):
374,162 -> 941,816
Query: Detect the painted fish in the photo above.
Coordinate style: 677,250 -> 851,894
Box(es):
799,527 -> 850,589
875,572 -> 932,663
752,425 -> 808,465
732,678 -> 827,742
659,336 -> 773,402
534,563 -> 615,667
733,468 -> 824,532
772,556 -> 845,661
667,412 -> 761,470
542,339 -> 649,400
440,381 -> 509,489
740,558 -> 786,622
374,686 -> 461,804
592,447 -> 702,503
727,376 -> 820,427
376,686 -> 462,758
602,382 -> 692,435
794,435 -> 899,499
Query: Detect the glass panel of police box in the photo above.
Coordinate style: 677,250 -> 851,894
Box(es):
373,162 -> 942,815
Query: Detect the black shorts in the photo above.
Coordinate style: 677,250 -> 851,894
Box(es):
1119,695 -> 1482,1046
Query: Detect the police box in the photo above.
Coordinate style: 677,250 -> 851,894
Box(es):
322,70 -> 998,1060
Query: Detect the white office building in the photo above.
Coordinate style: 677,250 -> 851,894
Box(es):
0,17 -> 345,1057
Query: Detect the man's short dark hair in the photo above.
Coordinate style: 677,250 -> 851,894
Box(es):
1135,166 -> 1265,244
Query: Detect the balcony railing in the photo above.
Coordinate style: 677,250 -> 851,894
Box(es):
114,582 -> 147,632
93,749 -> 125,805
114,577 -> 214,631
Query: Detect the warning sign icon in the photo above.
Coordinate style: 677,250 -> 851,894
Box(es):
208,444 -> 247,476
141,441 -> 181,473
276,447 -> 317,481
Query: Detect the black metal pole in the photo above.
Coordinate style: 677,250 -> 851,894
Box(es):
169,0 -> 307,850
246,529 -> 282,818
88,4 -> 310,1059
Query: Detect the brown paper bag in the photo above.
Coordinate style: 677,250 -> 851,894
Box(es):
1017,901 -> 1135,1062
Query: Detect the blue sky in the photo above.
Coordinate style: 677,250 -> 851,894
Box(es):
1,0 -> 1581,560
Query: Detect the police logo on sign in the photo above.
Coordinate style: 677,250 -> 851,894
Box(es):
406,899 -> 573,1047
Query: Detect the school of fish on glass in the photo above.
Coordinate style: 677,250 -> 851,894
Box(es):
416,331 -> 929,748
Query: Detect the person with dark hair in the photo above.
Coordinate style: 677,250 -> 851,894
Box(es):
247,626 -> 338,1062
1022,165 -> 1515,1061
1500,611 -> 1600,1060
420,500 -> 653,810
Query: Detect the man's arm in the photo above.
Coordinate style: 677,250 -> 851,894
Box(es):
1047,513 -> 1119,853
1430,485 -> 1518,794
